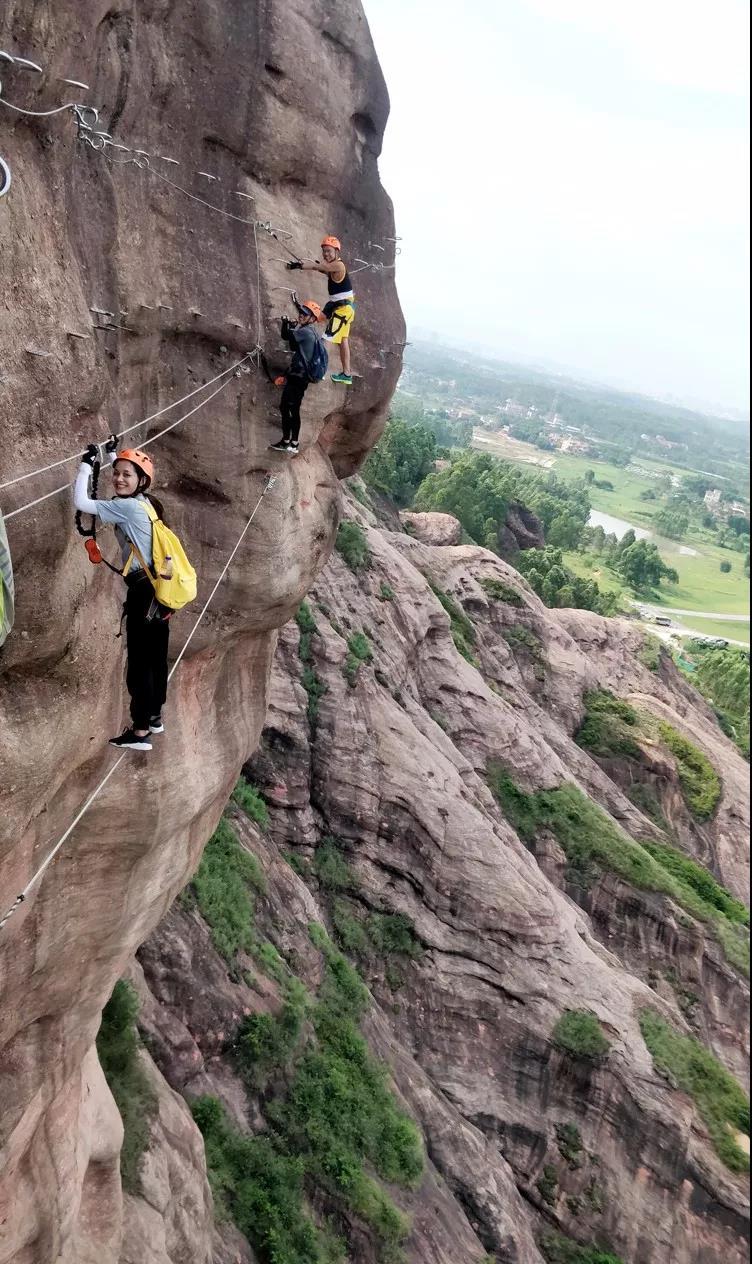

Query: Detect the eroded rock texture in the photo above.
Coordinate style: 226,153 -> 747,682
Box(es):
139,494 -> 749,1264
0,3 -> 400,1261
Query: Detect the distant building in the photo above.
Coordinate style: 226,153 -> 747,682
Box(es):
559,435 -> 591,455
728,501 -> 749,518
704,489 -> 723,513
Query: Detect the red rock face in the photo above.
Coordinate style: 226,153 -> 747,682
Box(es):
0,3 -> 402,1260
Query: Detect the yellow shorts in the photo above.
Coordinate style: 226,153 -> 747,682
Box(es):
324,301 -> 355,345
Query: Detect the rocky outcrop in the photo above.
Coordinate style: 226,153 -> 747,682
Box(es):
498,499 -> 546,555
0,3 -> 401,1261
399,511 -> 462,546
137,493 -> 749,1264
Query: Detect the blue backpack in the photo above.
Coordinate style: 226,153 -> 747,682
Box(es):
304,335 -> 329,383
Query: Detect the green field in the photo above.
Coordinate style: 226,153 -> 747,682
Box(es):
473,435 -> 750,618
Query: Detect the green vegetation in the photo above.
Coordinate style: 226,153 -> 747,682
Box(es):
639,1010 -> 750,1173
638,634 -> 662,671
539,1232 -> 625,1264
427,580 -> 478,664
379,581 -> 396,601
720,560 -> 733,573
658,722 -> 721,820
191,1096 -> 344,1263
502,625 -> 544,658
641,840 -> 748,927
486,766 -> 749,974
362,418 -> 440,505
302,666 -> 328,727
232,777 -> 269,829
515,547 -> 618,615
344,631 -> 374,686
552,1010 -> 610,1062
683,642 -> 750,758
313,837 -> 358,893
575,690 -> 642,759
203,925 -> 423,1264
677,615 -> 749,644
479,576 -> 524,606
625,782 -> 669,831
296,601 -> 318,663
97,980 -> 158,1194
536,1164 -> 559,1204
555,1122 -> 584,1167
191,818 -> 266,964
336,521 -> 371,572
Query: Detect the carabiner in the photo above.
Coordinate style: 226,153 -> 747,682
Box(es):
0,156 -> 10,199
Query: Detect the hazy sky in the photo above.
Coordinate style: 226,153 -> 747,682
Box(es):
363,0 -> 750,415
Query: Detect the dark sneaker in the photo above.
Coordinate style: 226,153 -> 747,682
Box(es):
330,372 -> 353,385
109,728 -> 152,751
149,715 -> 164,734
268,439 -> 291,452
288,441 -> 300,457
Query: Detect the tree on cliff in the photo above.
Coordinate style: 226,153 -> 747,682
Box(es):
615,540 -> 678,590
363,419 -> 437,505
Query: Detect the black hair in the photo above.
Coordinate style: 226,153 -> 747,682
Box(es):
135,473 -> 167,525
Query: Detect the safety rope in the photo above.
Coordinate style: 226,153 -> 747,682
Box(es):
0,354 -> 251,492
0,473 -> 278,933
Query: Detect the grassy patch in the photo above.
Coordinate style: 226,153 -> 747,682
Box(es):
231,777 -> 269,829
638,634 -> 662,671
502,625 -> 544,659
302,666 -> 328,727
639,1010 -> 750,1173
555,1122 -> 584,1167
641,840 -> 748,927
97,980 -> 158,1194
537,1163 -> 559,1205
553,1010 -> 610,1062
625,782 -> 669,831
480,576 -> 524,606
296,601 -> 318,663
344,631 -> 374,687
575,690 -> 641,759
427,580 -> 478,664
658,722 -> 721,820
314,837 -> 358,893
379,581 -> 395,601
233,977 -> 309,1088
540,1233 -> 624,1264
336,521 -> 371,572
487,766 -> 749,975
191,818 -> 266,965
676,615 -> 749,645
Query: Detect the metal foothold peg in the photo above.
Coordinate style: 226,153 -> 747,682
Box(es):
155,155 -> 179,165
197,171 -> 219,181
14,55 -> 43,74
0,50 -> 15,65
0,157 -> 11,199
66,330 -> 91,339
235,191 -> 255,200
61,78 -> 90,90
25,346 -> 53,357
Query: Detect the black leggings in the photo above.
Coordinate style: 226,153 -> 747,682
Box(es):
280,375 -> 309,443
125,575 -> 169,730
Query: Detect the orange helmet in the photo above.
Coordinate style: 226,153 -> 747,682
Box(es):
301,299 -> 324,322
116,448 -> 154,484
321,235 -> 341,251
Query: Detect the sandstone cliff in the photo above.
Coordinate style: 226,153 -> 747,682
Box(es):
136,489 -> 749,1264
0,2 -> 401,1261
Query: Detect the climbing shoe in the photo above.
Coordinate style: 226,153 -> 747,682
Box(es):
330,373 -> 353,386
109,728 -> 152,751
149,714 -> 165,734
288,441 -> 300,457
268,439 -> 291,453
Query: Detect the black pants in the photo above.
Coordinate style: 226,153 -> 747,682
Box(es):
125,574 -> 169,730
280,375 -> 309,443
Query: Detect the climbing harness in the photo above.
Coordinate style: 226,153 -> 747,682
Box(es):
0,156 -> 10,198
0,474 -> 278,933
0,510 -> 14,647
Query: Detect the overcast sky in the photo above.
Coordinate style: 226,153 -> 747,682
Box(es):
363,0 -> 750,416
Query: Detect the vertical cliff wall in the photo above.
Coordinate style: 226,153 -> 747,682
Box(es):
0,3 -> 402,1261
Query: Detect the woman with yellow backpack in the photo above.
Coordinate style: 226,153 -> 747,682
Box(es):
74,442 -> 196,751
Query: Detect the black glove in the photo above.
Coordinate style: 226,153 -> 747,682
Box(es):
104,433 -> 119,454
286,260 -> 303,270
280,317 -> 296,339
81,443 -> 99,467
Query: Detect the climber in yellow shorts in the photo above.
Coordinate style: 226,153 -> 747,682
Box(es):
287,235 -> 355,385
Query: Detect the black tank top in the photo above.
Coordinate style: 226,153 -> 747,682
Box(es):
328,266 -> 354,301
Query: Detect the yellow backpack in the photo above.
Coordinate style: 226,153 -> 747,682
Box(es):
124,501 -> 197,611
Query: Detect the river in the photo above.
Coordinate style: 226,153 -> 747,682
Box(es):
587,509 -> 650,541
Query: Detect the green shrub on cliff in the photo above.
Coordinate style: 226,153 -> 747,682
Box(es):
97,980 -> 158,1194
487,766 -> 749,976
539,1232 -> 625,1264
191,818 -> 265,964
575,690 -> 642,759
427,580 -> 478,664
344,631 -> 374,686
231,777 -> 269,829
552,1010 -> 610,1061
658,722 -> 721,820
336,520 -> 371,572
639,1010 -> 750,1173
479,576 -> 524,606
